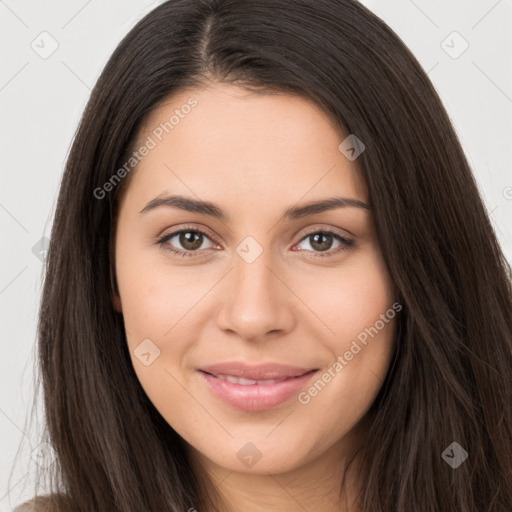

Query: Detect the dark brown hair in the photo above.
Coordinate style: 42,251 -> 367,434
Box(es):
12,0 -> 512,510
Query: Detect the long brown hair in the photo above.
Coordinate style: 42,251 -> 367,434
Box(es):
13,0 -> 512,510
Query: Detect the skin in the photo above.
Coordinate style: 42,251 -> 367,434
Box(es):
112,82 -> 398,512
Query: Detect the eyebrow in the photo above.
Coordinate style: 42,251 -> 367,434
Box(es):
139,194 -> 371,221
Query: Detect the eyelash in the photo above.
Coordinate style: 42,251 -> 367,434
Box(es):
156,225 -> 355,259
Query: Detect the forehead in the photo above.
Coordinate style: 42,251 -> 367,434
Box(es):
122,82 -> 368,210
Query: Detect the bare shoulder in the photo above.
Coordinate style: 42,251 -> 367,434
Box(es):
13,494 -> 70,512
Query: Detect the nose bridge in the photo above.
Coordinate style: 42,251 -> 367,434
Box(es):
232,242 -> 280,308
232,232 -> 277,295
217,239 -> 294,339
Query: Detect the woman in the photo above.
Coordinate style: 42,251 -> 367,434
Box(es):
13,0 -> 512,510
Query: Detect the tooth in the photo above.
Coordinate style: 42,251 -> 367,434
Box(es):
214,374 -> 290,385
224,375 -> 241,384
237,377 -> 258,385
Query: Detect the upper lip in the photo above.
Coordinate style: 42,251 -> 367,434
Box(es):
198,362 -> 316,380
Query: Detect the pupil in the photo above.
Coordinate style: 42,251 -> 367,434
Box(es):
311,233 -> 332,252
180,231 -> 202,250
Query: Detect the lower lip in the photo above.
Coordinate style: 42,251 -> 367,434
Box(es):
198,370 -> 318,412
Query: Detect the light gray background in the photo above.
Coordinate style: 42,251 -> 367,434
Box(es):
1,0 -> 511,509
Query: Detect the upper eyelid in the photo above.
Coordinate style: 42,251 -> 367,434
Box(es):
298,224 -> 353,240
159,224 -> 219,244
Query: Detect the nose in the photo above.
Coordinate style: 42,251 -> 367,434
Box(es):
215,249 -> 296,342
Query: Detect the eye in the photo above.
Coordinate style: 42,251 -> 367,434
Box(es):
157,225 -> 219,257
293,229 -> 354,258
156,225 -> 355,259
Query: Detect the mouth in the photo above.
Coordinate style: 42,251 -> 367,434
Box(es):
198,362 -> 316,380
197,362 -> 318,412
203,374 -> 296,385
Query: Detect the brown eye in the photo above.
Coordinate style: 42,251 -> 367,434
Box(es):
295,230 -> 354,258
157,227 -> 218,257
308,233 -> 335,252
177,231 -> 204,251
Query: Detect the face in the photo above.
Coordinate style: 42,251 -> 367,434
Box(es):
113,82 -> 398,477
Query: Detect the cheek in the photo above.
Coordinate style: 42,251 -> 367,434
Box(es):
116,266 -> 195,419
292,249 -> 395,346
295,308 -> 397,456
291,249 -> 397,414
115,246 -> 219,394
115,233 -> 202,341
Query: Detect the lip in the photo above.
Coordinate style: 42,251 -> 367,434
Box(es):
197,362 -> 318,412
199,362 -> 314,380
